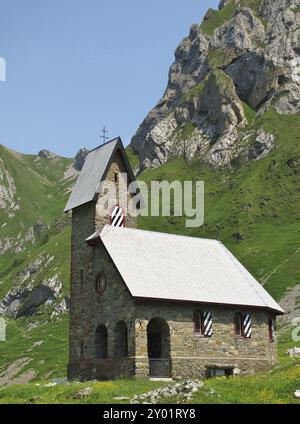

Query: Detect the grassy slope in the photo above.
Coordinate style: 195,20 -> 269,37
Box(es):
0,147 -> 73,382
125,146 -> 139,172
0,146 -> 72,231
0,145 -> 73,276
200,0 -> 264,36
138,110 -> 300,301
0,377 -> 166,404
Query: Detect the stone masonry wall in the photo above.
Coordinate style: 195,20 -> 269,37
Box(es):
134,300 -> 278,379
68,241 -> 136,380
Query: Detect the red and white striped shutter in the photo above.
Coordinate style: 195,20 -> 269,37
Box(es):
271,320 -> 275,341
243,314 -> 252,338
204,312 -> 213,337
110,205 -> 125,227
269,319 -> 275,341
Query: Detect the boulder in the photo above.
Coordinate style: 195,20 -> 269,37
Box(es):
73,387 -> 94,399
294,390 -> 300,399
286,347 -> 300,357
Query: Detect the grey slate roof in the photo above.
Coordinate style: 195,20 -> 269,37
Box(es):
64,137 -> 135,212
94,225 -> 283,314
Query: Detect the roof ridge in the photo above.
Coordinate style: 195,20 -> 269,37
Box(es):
88,137 -> 121,153
101,224 -> 219,243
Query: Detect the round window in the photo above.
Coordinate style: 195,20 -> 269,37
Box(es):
95,272 -> 106,296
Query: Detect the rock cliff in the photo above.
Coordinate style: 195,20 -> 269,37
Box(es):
131,0 -> 300,170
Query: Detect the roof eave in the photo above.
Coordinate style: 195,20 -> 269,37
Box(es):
131,295 -> 284,315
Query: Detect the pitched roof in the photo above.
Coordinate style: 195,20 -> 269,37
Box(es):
93,225 -> 283,314
64,137 -> 135,212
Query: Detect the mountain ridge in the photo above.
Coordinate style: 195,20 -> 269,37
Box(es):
131,0 -> 300,171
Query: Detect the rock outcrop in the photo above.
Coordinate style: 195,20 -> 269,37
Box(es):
74,148 -> 89,171
0,274 -> 63,318
38,149 -> 57,160
0,157 -> 19,218
130,380 -> 204,404
131,0 -> 300,171
0,253 -> 68,319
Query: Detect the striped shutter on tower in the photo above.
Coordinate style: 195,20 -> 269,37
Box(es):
110,205 -> 125,228
269,319 -> 275,342
243,314 -> 252,338
204,312 -> 213,337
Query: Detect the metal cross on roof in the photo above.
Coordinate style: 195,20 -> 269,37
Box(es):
100,126 -> 109,144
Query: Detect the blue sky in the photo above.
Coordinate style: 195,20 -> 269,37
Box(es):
0,0 -> 219,157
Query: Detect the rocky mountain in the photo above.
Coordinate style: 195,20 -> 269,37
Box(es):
131,0 -> 300,171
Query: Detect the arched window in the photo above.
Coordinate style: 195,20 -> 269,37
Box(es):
234,313 -> 252,338
95,324 -> 108,359
193,311 -> 204,335
114,321 -> 128,357
268,318 -> 275,342
193,311 -> 213,337
234,313 -> 243,337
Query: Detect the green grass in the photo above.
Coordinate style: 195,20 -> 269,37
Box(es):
0,378 -> 166,404
182,81 -> 206,102
207,48 -> 237,68
292,6 -> 300,13
174,122 -> 197,141
193,363 -> 300,404
200,1 -> 267,37
0,317 -> 69,381
242,101 -> 256,126
0,145 -> 74,283
200,4 -> 235,36
125,146 -> 139,172
0,146 -> 73,232
238,0 -> 263,16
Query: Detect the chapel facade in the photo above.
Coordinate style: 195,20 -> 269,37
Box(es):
65,137 -> 283,381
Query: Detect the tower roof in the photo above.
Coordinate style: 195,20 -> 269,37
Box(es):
64,137 -> 135,212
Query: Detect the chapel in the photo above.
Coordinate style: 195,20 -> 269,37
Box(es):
65,137 -> 283,380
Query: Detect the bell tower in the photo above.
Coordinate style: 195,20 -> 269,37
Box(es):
65,137 -> 137,379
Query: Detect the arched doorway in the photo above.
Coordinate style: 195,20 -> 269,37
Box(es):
147,318 -> 171,377
95,324 -> 108,359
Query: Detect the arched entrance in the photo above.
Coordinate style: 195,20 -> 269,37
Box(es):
147,318 -> 171,378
